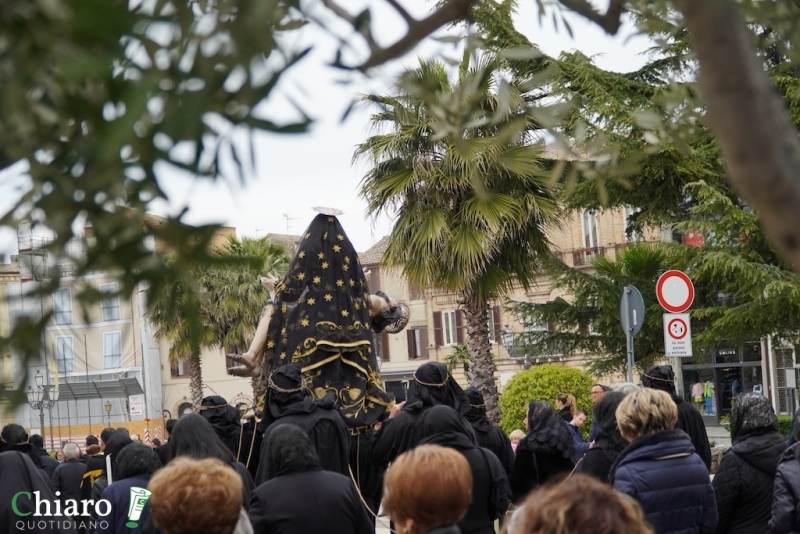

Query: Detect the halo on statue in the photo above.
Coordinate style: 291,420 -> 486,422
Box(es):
312,206 -> 345,216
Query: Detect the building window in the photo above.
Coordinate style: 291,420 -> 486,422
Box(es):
55,336 -> 74,373
103,331 -> 122,369
623,206 -> 642,242
53,288 -> 72,325
177,402 -> 193,417
409,282 -> 425,301
442,311 -> 458,346
582,210 -> 599,249
407,328 -> 429,359
171,359 -> 187,378
100,283 -> 120,322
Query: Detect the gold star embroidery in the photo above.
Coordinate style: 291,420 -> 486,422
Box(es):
333,245 -> 341,253
341,310 -> 349,317
336,279 -> 344,287
354,302 -> 361,310
328,217 -> 334,222
318,252 -> 324,260
305,233 -> 311,238
313,276 -> 321,284
324,294 -> 333,302
281,328 -> 287,335
307,298 -> 316,305
279,351 -> 286,359
337,234 -> 344,241
350,279 -> 356,287
298,251 -> 306,258
297,273 -> 305,280
323,232 -> 328,240
344,257 -> 350,264
267,340 -> 275,349
321,262 -> 329,269
343,264 -> 349,271
300,318 -> 310,327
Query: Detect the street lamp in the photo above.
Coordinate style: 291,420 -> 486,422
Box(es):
500,326 -> 532,370
104,401 -> 112,428
26,370 -> 59,448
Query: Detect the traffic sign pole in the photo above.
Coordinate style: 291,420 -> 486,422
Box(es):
623,286 -> 635,383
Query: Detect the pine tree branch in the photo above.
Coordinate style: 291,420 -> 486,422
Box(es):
557,0 -> 624,35
673,0 -> 800,271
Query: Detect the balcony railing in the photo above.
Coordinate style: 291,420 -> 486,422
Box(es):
572,247 -> 605,266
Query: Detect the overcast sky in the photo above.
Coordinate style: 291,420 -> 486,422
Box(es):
0,2 -> 652,259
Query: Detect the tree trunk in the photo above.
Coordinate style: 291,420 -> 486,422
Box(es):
187,353 -> 204,409
462,293 -> 500,423
670,0 -> 800,270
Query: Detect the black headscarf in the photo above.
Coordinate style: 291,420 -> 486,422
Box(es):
112,443 -> 161,481
641,365 -> 679,400
0,424 -> 44,470
266,424 -> 322,478
417,406 -> 477,451
520,401 -> 574,459
591,391 -> 628,462
404,362 -> 470,415
731,393 -> 778,443
200,395 -> 241,456
103,433 -> 134,473
264,364 -> 318,421
464,387 -> 492,434
0,451 -> 76,534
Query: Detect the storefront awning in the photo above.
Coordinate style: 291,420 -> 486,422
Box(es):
57,377 -> 144,401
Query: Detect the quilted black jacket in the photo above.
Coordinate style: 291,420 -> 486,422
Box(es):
771,441 -> 800,534
711,431 -> 785,534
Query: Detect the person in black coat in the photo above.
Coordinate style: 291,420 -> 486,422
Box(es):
771,439 -> 800,534
580,391 -> 627,482
713,393 -> 785,534
30,433 -> 60,478
0,451 -> 76,534
641,365 -> 712,469
1,424 -> 54,489
417,406 -> 510,534
248,424 -> 373,534
169,413 -> 256,511
199,395 -> 242,460
255,364 -> 350,484
154,419 -> 175,466
463,387 -> 514,479
52,443 -> 87,505
370,362 -> 471,467
510,401 -> 574,503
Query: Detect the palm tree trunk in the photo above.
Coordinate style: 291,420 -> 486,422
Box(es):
187,353 -> 204,409
462,293 -> 500,423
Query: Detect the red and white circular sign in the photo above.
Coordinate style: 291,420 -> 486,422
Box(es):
667,317 -> 688,339
656,270 -> 695,313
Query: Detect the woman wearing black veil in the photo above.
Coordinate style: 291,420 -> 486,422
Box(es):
369,361 -> 472,467
579,391 -> 628,483
510,400 -> 575,502
464,387 -> 515,479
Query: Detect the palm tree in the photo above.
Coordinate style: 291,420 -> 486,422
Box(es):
202,236 -> 290,391
146,257 -> 215,409
354,56 -> 561,422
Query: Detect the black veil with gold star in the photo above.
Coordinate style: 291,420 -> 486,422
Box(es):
262,214 -> 393,432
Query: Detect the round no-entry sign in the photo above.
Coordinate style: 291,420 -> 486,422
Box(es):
656,270 -> 695,313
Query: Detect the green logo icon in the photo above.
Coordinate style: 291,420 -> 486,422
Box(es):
126,487 -> 152,529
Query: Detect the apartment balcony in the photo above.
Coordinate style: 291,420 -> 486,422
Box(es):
572,246 -> 605,267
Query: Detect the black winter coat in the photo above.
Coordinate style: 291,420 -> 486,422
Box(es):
580,447 -> 615,483
510,441 -> 574,502
52,459 -> 87,504
36,448 -> 60,479
611,429 -> 716,534
712,431 -> 785,534
676,397 -> 712,470
770,441 -> 800,534
248,470 -> 373,534
472,424 -> 515,479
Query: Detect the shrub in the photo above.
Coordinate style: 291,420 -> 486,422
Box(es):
499,364 -> 595,437
778,415 -> 793,437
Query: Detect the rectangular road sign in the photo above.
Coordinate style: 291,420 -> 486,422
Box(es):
663,313 -> 693,357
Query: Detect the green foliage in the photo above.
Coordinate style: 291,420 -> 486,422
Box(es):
444,343 -> 470,373
498,364 -> 594,435
778,415 -> 793,437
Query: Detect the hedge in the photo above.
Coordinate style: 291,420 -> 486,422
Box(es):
778,415 -> 793,437
499,364 -> 595,438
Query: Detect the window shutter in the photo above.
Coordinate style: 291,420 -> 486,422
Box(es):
433,312 -> 443,347
492,306 -> 502,343
419,327 -> 429,359
407,329 -> 417,360
380,331 -> 390,362
455,310 -> 465,344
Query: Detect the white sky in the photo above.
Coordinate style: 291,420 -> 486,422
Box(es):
0,1 -> 653,258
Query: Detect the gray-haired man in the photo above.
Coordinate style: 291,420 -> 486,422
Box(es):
52,442 -> 87,506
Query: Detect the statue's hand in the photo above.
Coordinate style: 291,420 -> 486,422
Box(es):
260,274 -> 279,292
227,352 -> 260,378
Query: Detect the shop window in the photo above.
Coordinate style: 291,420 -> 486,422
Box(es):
715,347 -> 740,364
683,368 -> 716,417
